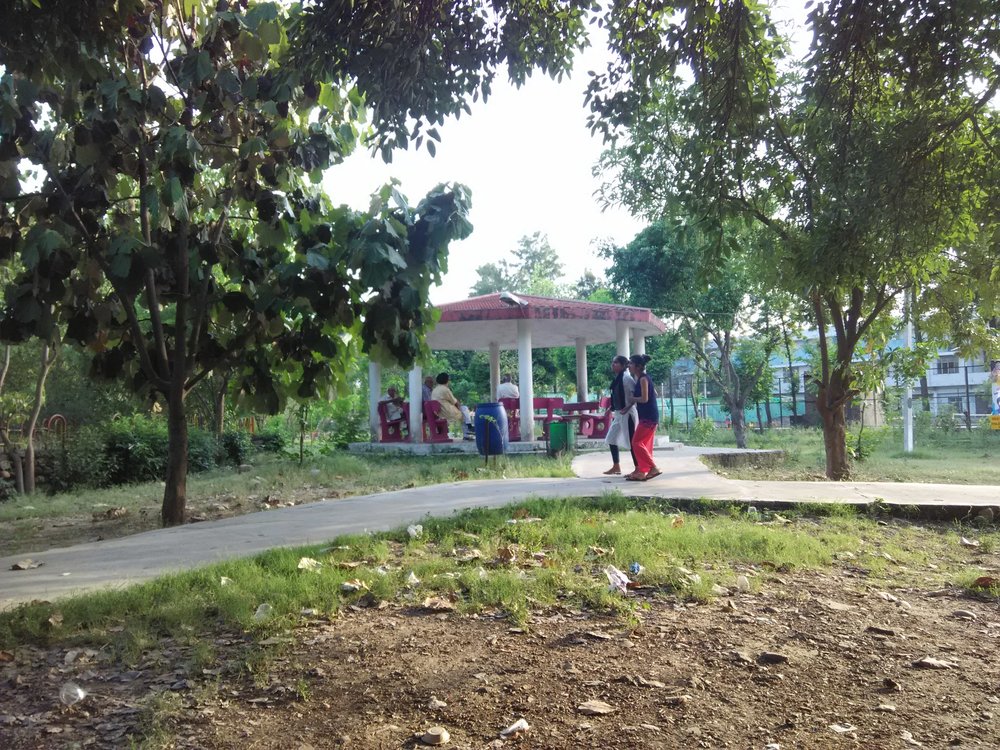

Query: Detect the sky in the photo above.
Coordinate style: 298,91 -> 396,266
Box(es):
324,5 -> 807,306
323,37 -> 643,304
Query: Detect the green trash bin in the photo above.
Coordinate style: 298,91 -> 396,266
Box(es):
547,421 -> 576,457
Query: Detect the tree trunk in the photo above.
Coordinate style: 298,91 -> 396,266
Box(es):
913,318 -> 931,410
817,382 -> 850,480
213,379 -> 227,436
11,450 -> 24,494
162,386 -> 188,526
22,342 -> 57,494
763,398 -> 773,427
730,406 -> 748,449
755,401 -> 764,433
783,328 -> 798,422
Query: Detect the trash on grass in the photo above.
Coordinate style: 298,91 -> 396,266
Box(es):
59,681 -> 87,707
297,557 -> 322,572
407,524 -> 423,539
253,603 -> 272,622
604,565 -> 631,594
500,718 -> 531,738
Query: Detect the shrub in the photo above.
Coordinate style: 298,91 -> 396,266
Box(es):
326,394 -> 369,449
219,430 -> 252,465
847,424 -> 890,461
251,428 -> 287,453
102,417 -> 217,485
55,423 -> 119,490
933,404 -> 957,434
687,417 -> 717,445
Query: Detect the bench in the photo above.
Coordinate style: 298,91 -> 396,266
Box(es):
533,397 -> 564,440
422,400 -> 453,443
377,400 -> 409,442
559,399 -> 615,439
498,398 -> 521,442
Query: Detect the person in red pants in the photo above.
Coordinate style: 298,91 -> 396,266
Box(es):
625,354 -> 662,481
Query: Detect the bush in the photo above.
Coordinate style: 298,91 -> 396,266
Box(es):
687,417 -> 717,445
219,430 -> 252,465
251,428 -> 287,453
102,417 -> 217,485
847,424 -> 890,461
325,394 -> 369,449
933,404 -> 957,434
55,423 -> 118,490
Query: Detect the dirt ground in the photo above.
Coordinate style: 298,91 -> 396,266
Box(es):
3,567 -> 1000,749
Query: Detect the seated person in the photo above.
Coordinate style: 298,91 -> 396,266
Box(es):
422,375 -> 435,403
380,386 -> 405,422
431,372 -> 474,437
496,373 -> 519,400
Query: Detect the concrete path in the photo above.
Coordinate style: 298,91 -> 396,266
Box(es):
1,446 -> 996,609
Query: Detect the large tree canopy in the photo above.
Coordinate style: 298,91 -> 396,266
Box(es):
0,0 -> 595,524
605,216 -> 780,447
595,0 -> 1000,477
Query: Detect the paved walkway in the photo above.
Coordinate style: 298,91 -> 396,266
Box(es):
1,446 -> 996,609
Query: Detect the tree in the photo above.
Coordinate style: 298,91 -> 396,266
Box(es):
470,232 -> 567,297
593,0 -> 1000,477
604,219 -> 778,448
0,340 -> 58,494
571,269 -> 604,300
0,2 -> 485,524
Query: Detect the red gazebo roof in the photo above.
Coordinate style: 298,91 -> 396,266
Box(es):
424,293 -> 667,350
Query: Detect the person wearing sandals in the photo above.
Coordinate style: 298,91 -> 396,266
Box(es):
604,355 -> 637,475
625,354 -> 661,481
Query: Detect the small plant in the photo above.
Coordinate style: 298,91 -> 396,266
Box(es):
688,417 -> 717,445
219,431 -> 252,466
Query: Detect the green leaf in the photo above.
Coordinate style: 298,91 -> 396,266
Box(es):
305,248 -> 329,270
194,51 -> 214,85
21,226 -> 67,269
258,20 -> 280,47
243,2 -> 280,31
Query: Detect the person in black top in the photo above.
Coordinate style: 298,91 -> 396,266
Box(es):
625,354 -> 662,481
604,355 -> 637,474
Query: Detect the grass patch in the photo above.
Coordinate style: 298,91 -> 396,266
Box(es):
682,426 -> 1000,484
7,495 -> 998,656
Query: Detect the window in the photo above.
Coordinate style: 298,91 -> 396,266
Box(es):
936,359 -> 959,374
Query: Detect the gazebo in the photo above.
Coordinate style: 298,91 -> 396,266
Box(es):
367,292 -> 668,442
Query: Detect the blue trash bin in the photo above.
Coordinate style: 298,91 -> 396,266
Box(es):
474,402 -> 509,456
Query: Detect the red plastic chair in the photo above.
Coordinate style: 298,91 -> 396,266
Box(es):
499,398 -> 521,441
422,400 -> 453,443
377,401 -> 409,442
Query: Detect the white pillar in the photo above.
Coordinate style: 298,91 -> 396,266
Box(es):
575,337 -> 588,402
615,321 -> 630,359
903,294 -> 914,453
517,319 -> 534,442
631,327 -> 646,356
408,365 -> 423,443
368,360 -> 382,441
489,341 -> 501,401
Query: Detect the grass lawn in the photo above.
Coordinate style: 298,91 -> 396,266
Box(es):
677,425 -> 1000,484
0,451 -> 575,557
4,495 -> 997,650
3,496 -> 1000,749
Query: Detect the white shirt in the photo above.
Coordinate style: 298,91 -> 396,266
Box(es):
381,394 -> 404,421
496,382 -> 519,400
